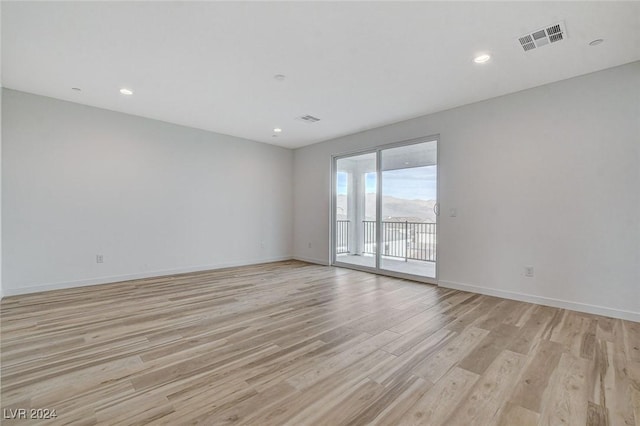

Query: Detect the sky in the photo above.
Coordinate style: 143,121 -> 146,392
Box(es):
337,165 -> 437,200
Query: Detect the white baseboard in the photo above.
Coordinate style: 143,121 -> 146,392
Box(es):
439,280 -> 640,323
292,255 -> 330,266
2,256 -> 293,297
7,262 -> 636,323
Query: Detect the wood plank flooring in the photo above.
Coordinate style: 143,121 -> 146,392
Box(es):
1,260 -> 638,425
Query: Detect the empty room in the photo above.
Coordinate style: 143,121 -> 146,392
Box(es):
1,1 -> 639,425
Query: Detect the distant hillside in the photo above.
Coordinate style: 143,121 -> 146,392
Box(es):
337,194 -> 436,222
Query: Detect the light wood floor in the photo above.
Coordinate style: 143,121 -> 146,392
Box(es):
1,261 -> 638,425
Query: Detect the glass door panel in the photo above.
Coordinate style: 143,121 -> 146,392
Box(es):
335,152 -> 377,269
379,141 -> 437,278
333,138 -> 437,280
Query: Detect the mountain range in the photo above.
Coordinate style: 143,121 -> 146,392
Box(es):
337,194 -> 437,222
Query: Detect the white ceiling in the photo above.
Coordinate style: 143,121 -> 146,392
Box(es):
2,2 -> 639,149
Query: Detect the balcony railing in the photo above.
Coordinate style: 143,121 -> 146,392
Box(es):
363,221 -> 436,262
336,220 -> 350,254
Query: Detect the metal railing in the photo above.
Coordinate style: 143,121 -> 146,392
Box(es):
363,221 -> 436,262
336,220 -> 350,254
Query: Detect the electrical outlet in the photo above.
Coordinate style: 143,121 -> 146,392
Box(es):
308,242 -> 312,249
260,241 -> 265,248
524,266 -> 534,277
96,254 -> 104,264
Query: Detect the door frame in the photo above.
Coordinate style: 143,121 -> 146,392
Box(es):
330,134 -> 440,285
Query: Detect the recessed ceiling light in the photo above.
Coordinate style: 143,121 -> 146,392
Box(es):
473,54 -> 491,64
589,39 -> 604,46
72,87 -> 82,92
119,88 -> 133,95
274,74 -> 286,82
273,128 -> 282,133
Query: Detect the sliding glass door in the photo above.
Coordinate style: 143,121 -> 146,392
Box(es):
334,152 -> 377,269
379,140 -> 437,278
333,137 -> 438,281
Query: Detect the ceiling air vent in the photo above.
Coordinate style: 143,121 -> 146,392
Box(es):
297,114 -> 321,123
518,21 -> 567,52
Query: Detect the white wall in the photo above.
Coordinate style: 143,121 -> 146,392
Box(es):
0,88 -> 3,300
2,89 -> 293,295
293,61 -> 640,321
0,1 -> 3,397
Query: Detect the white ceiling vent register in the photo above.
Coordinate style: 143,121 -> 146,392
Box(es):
518,21 -> 567,52
297,115 -> 321,123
